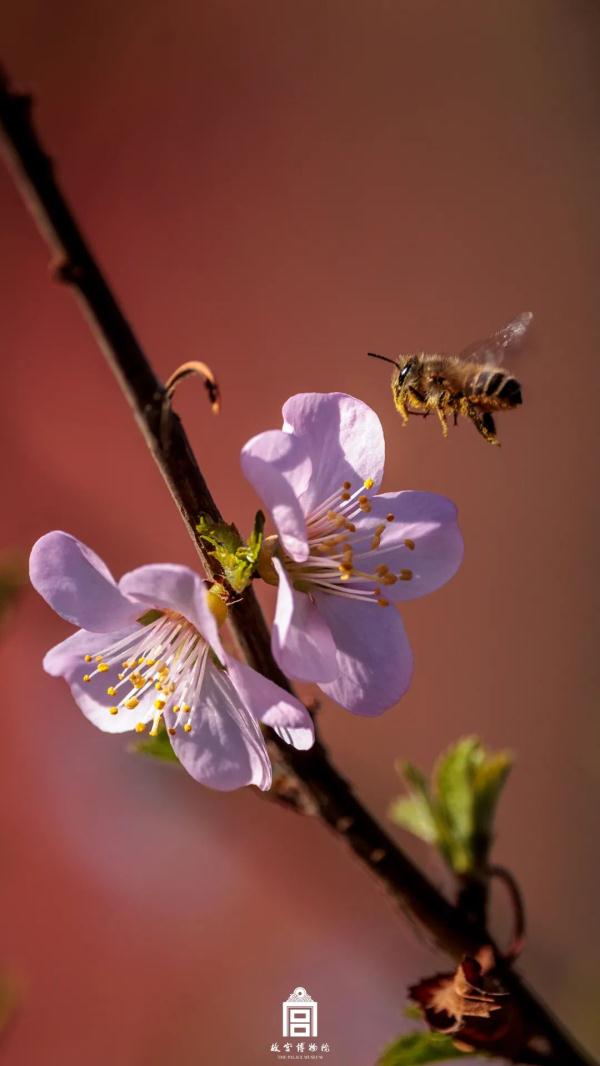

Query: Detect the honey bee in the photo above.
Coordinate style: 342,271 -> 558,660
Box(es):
368,311 -> 532,445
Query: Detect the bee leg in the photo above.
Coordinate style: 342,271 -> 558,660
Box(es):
409,386 -> 427,405
435,404 -> 449,438
467,405 -> 500,445
393,392 -> 410,425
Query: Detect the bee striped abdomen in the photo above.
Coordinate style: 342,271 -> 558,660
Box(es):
498,376 -> 522,404
470,368 -> 522,406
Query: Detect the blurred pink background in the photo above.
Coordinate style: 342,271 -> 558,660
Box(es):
1,1 -> 599,1063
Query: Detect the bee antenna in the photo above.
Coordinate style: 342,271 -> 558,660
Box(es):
367,351 -> 399,367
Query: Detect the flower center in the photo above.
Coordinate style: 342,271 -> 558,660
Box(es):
286,477 -> 414,606
81,610 -> 208,734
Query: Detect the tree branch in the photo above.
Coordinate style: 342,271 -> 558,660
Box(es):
1,68 -> 595,1066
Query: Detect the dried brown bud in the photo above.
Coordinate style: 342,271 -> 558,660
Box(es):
409,945 -> 523,1055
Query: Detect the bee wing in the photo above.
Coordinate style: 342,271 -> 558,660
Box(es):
458,311 -> 533,367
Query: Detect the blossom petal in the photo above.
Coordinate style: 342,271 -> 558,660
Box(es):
271,558 -> 338,683
29,532 -> 138,632
315,595 -> 413,715
44,626 -> 156,734
225,656 -> 315,751
353,492 -> 463,602
118,564 -> 225,659
43,627 -> 111,677
241,430 -> 311,561
281,393 -> 385,514
166,659 -> 272,791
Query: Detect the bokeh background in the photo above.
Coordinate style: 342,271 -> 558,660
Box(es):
1,1 -> 599,1063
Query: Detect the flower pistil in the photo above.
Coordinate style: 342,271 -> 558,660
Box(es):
276,476 -> 415,607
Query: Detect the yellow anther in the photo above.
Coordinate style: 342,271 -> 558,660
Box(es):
84,654 -> 92,663
83,674 -> 91,683
97,662 -> 109,673
363,477 -> 374,490
94,654 -> 103,662
125,698 -> 139,709
117,672 -> 125,681
109,706 -> 119,715
399,569 -> 413,581
404,538 -> 415,550
183,722 -> 192,733
182,704 -> 191,713
106,686 -> 117,697
137,657 -> 144,665
154,698 -> 166,710
135,722 -> 146,733
339,561 -> 354,573
173,704 -> 180,713
145,658 -> 156,667
340,572 -> 352,581
377,597 -> 390,607
343,481 -> 352,490
386,513 -> 395,522
155,682 -> 162,691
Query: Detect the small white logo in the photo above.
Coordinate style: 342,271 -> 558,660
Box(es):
282,987 -> 318,1038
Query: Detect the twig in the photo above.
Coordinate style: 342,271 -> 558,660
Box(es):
489,863 -> 527,963
0,68 -> 595,1066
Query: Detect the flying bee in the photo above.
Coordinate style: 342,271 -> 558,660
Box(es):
368,311 -> 532,445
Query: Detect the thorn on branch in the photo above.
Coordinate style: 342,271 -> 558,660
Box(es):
52,257 -> 85,284
164,359 -> 220,413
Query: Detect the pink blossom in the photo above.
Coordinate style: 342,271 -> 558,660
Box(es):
242,392 -> 463,715
29,532 -> 314,790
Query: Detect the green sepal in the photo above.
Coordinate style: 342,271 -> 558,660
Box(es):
196,511 -> 265,593
377,1031 -> 472,1065
131,719 -> 180,764
389,764 -> 438,845
390,737 -> 512,876
136,608 -> 164,626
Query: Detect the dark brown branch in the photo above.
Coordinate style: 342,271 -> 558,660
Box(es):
0,69 -> 595,1066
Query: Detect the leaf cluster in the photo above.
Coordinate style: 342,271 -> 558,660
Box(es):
377,1031 -> 471,1065
196,511 -> 265,593
389,737 -> 512,875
